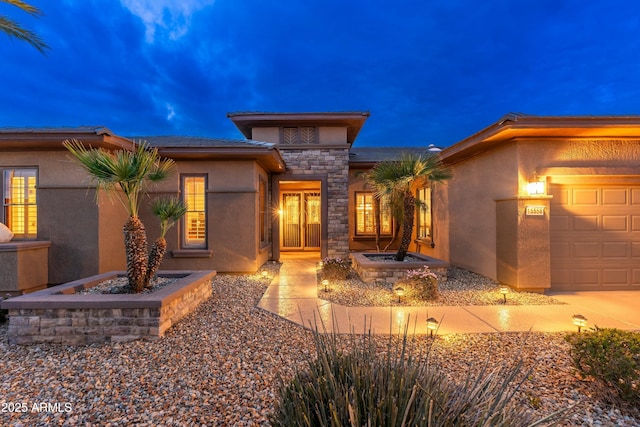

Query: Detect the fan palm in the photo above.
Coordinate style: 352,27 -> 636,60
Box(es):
1,0 -> 48,53
366,152 -> 452,261
146,197 -> 188,285
64,139 -> 179,292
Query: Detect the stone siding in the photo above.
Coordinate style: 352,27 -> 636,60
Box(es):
280,148 -> 350,257
2,270 -> 215,345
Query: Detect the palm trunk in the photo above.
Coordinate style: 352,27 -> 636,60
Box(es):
146,237 -> 167,286
395,193 -> 415,261
123,216 -> 148,293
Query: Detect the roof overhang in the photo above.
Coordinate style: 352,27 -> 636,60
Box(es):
227,111 -> 370,145
155,146 -> 286,173
440,114 -> 640,164
0,127 -> 134,151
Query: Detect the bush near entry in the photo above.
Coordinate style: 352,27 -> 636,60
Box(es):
321,257 -> 351,281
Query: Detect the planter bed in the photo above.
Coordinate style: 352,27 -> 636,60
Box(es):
1,270 -> 216,345
350,252 -> 449,285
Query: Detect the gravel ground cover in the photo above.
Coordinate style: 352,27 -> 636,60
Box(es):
1,262 -> 638,426
319,266 -> 567,306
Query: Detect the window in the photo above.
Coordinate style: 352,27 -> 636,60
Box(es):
182,175 -> 207,248
355,192 -> 391,235
282,127 -> 317,144
416,186 -> 432,239
3,168 -> 37,239
259,178 -> 268,245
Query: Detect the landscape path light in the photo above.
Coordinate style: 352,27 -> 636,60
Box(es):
426,317 -> 438,337
500,286 -> 509,303
322,279 -> 330,292
572,314 -> 587,332
261,270 -> 268,278
394,286 -> 405,303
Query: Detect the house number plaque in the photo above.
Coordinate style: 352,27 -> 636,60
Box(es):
525,206 -> 545,216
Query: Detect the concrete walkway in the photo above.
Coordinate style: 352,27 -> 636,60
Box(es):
257,255 -> 640,335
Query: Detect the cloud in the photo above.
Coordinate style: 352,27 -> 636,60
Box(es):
119,0 -> 215,43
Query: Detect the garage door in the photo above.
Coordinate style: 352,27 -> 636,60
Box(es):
550,183 -> 640,291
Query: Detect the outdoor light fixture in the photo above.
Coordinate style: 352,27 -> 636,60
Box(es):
572,314 -> 587,332
527,173 -> 545,195
318,261 -> 324,269
394,286 -> 405,303
500,286 -> 509,303
426,317 -> 439,337
261,270 -> 268,278
322,279 -> 330,292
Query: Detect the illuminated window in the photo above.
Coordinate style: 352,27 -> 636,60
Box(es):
355,192 -> 391,235
3,169 -> 37,239
182,175 -> 206,248
416,186 -> 432,239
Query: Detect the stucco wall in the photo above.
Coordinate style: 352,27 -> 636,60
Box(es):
143,160 -> 267,273
444,144 -> 518,279
1,151 -> 128,284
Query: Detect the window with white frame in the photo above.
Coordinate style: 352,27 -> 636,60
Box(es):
2,168 -> 38,239
182,175 -> 207,248
355,192 -> 392,235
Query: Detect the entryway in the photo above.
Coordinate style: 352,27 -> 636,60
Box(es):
280,181 -> 322,251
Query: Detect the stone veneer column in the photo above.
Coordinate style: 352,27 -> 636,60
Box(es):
279,148 -> 350,258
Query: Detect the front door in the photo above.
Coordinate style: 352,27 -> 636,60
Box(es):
281,191 -> 321,250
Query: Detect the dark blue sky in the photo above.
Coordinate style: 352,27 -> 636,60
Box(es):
2,0 -> 640,147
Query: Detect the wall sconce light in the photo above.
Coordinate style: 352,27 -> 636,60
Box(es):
394,286 -> 405,303
572,314 -> 587,332
426,317 -> 438,337
322,279 -> 330,292
527,173 -> 545,195
500,286 -> 509,303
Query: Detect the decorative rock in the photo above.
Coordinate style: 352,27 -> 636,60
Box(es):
0,222 -> 13,243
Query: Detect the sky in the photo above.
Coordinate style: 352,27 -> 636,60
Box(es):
2,0 -> 640,148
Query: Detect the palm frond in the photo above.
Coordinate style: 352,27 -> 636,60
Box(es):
0,0 -> 48,53
152,196 -> 188,238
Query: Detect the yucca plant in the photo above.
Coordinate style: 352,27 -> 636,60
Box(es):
64,139 -> 182,292
366,152 -> 452,261
146,197 -> 188,285
270,319 -> 568,426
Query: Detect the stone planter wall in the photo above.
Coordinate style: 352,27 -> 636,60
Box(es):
350,252 -> 449,286
2,270 -> 215,345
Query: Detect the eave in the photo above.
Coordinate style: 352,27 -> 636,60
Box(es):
440,114 -> 640,165
0,127 -> 134,151
155,146 -> 286,173
227,111 -> 370,145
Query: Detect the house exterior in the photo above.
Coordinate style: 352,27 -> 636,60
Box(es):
2,112 -> 640,295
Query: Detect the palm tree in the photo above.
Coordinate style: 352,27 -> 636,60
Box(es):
366,152 -> 452,261
1,0 -> 48,53
64,139 -> 183,292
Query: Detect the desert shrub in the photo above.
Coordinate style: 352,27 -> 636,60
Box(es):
270,325 -> 566,426
397,265 -> 439,300
321,257 -> 351,281
565,327 -> 640,402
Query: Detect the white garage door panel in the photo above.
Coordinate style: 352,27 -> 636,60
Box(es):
550,184 -> 640,291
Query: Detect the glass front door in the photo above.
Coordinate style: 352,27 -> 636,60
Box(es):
281,191 -> 321,250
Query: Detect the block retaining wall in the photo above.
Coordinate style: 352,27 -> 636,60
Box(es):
350,252 -> 449,286
2,270 -> 216,345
